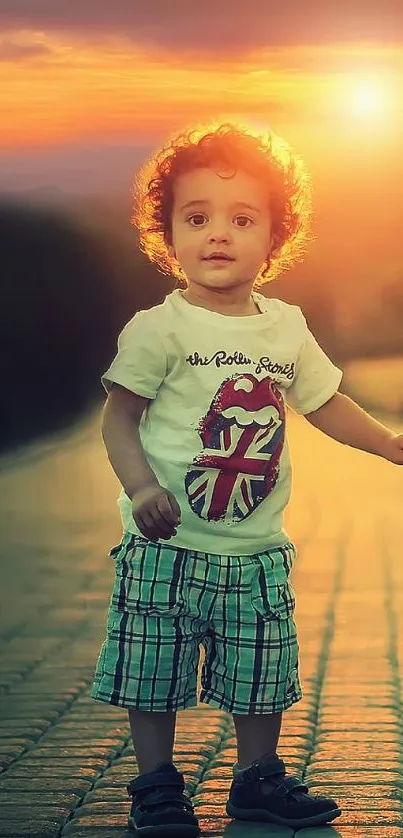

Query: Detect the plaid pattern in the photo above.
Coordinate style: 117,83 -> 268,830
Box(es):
91,533 -> 303,714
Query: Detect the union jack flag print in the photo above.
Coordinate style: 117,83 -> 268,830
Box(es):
185,374 -> 286,523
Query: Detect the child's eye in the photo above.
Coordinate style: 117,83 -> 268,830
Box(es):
188,213 -> 206,226
235,215 -> 253,227
187,214 -> 253,227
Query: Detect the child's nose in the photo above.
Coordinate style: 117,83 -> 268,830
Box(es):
208,226 -> 231,241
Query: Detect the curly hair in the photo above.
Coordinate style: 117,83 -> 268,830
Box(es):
132,120 -> 313,287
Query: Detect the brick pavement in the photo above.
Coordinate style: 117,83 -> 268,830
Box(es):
1,408 -> 403,838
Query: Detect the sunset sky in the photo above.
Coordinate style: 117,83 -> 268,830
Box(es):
1,3 -> 401,163
1,0 -> 402,318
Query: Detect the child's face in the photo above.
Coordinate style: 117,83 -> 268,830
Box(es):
167,167 -> 274,292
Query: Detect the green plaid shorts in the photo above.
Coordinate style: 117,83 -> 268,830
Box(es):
91,533 -> 303,714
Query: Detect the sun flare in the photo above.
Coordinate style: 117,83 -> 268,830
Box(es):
349,76 -> 389,118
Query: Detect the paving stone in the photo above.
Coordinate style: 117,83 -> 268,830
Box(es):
310,785 -> 403,801
194,779 -> 236,793
4,686 -> 85,698
310,766 -> 403,784
0,820 -> 63,837
0,743 -> 27,758
215,826 -> 293,837
2,765 -> 101,779
25,746 -> 118,758
0,778 -> 93,794
0,805 -> 72,824
92,778 -> 131,789
0,704 -> 69,717
69,802 -> 129,815
172,743 -> 221,757
200,767 -> 237,781
41,729 -> 128,741
63,814 -> 129,828
196,816 -> 233,831
193,791 -> 229,805
0,792 -> 81,806
0,675 -> 25,690
0,758 -> 17,773
297,829 -> 403,837
318,726 -> 400,737
340,801 -> 402,813
66,712 -> 127,723
61,831 -> 129,838
82,788 -> 129,802
341,812 -> 403,825
99,756 -> 136,768
0,725 -> 49,738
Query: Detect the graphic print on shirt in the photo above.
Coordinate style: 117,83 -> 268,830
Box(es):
185,373 -> 286,523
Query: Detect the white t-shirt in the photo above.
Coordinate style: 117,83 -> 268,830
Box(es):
102,289 -> 342,555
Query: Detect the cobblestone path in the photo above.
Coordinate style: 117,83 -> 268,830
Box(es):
1,409 -> 403,837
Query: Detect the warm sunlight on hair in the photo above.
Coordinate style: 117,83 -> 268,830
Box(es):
132,119 -> 313,287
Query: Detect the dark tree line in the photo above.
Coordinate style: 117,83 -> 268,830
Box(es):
0,199 -> 173,453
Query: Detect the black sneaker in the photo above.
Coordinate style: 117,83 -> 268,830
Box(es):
226,754 -> 342,828
127,761 -> 200,836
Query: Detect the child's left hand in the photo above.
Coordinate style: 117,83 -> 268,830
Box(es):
380,433 -> 403,464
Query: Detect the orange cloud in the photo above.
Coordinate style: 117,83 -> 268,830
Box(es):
0,31 -> 401,148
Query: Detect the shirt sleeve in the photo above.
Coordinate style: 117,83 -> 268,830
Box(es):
101,310 -> 167,398
286,316 -> 343,415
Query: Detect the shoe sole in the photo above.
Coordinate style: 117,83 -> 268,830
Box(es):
128,815 -> 201,837
226,802 -> 342,827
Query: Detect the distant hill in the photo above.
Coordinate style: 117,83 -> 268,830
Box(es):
0,143 -> 154,196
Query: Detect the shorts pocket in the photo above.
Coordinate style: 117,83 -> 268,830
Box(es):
108,532 -> 132,560
111,538 -> 186,617
251,555 -> 296,621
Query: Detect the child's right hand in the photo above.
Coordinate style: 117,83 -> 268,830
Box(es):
131,484 -> 181,541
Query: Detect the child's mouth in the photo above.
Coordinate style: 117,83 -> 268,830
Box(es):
204,257 -> 235,263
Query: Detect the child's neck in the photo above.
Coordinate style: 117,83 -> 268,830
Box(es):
180,287 -> 260,317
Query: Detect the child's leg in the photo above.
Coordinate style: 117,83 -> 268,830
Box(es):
128,709 -> 177,774
232,711 -> 282,768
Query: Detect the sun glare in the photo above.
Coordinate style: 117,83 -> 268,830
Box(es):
349,77 -> 388,118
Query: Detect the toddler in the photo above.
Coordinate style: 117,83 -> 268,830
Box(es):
92,121 -> 403,836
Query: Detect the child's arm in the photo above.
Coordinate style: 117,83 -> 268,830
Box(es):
305,392 -> 403,464
102,383 -> 181,539
102,383 -> 159,497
